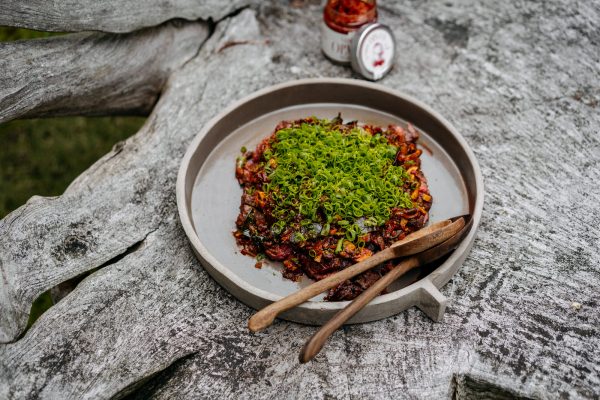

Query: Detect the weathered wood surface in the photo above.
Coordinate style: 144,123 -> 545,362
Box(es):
0,0 -> 255,33
0,21 -> 209,124
1,1 -> 599,399
0,22 -> 210,342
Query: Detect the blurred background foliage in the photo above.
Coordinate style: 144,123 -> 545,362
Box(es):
0,27 -> 61,41
1,27 -> 146,328
0,117 -> 145,217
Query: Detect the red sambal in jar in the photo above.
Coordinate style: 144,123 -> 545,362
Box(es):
321,0 -> 377,63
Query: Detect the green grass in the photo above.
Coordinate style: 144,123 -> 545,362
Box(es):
0,116 -> 146,218
26,292 -> 55,332
0,27 -> 62,42
1,26 -> 147,330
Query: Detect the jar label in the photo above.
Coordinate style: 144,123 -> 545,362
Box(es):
321,22 -> 355,63
359,28 -> 395,80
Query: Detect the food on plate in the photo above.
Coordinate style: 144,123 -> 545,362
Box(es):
234,115 -> 431,301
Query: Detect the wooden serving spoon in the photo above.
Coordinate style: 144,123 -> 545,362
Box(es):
248,216 -> 467,333
298,217 -> 470,363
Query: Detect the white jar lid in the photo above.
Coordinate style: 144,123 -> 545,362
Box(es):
351,23 -> 396,81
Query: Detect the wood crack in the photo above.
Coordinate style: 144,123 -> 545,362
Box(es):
15,227 -> 160,341
452,373 -> 534,400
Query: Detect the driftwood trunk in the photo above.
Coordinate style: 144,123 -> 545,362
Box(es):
0,21 -> 210,123
1,1 -> 599,399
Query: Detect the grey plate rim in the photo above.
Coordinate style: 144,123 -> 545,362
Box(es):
176,78 -> 484,324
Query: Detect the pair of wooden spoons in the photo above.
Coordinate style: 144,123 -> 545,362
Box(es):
248,215 -> 469,363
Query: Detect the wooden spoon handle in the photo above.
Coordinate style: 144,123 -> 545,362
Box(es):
248,219 -> 462,333
248,245 -> 397,332
299,257 -> 420,363
248,218 -> 462,333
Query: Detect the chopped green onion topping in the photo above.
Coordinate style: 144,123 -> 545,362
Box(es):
264,118 -> 413,244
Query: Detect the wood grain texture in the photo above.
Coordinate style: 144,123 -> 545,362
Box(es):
0,21 -> 210,343
299,257 -> 421,364
0,1 -> 599,399
0,21 -> 209,124
0,0 -> 255,33
0,10 -> 275,398
129,3 -> 600,398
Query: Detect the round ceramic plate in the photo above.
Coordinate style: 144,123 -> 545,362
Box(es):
177,78 -> 483,325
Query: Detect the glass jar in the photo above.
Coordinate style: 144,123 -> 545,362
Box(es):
321,0 -> 378,64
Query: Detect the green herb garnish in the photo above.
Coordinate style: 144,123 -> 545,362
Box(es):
264,118 -> 413,244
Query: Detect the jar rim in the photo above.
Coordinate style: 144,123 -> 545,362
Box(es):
324,2 -> 377,29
